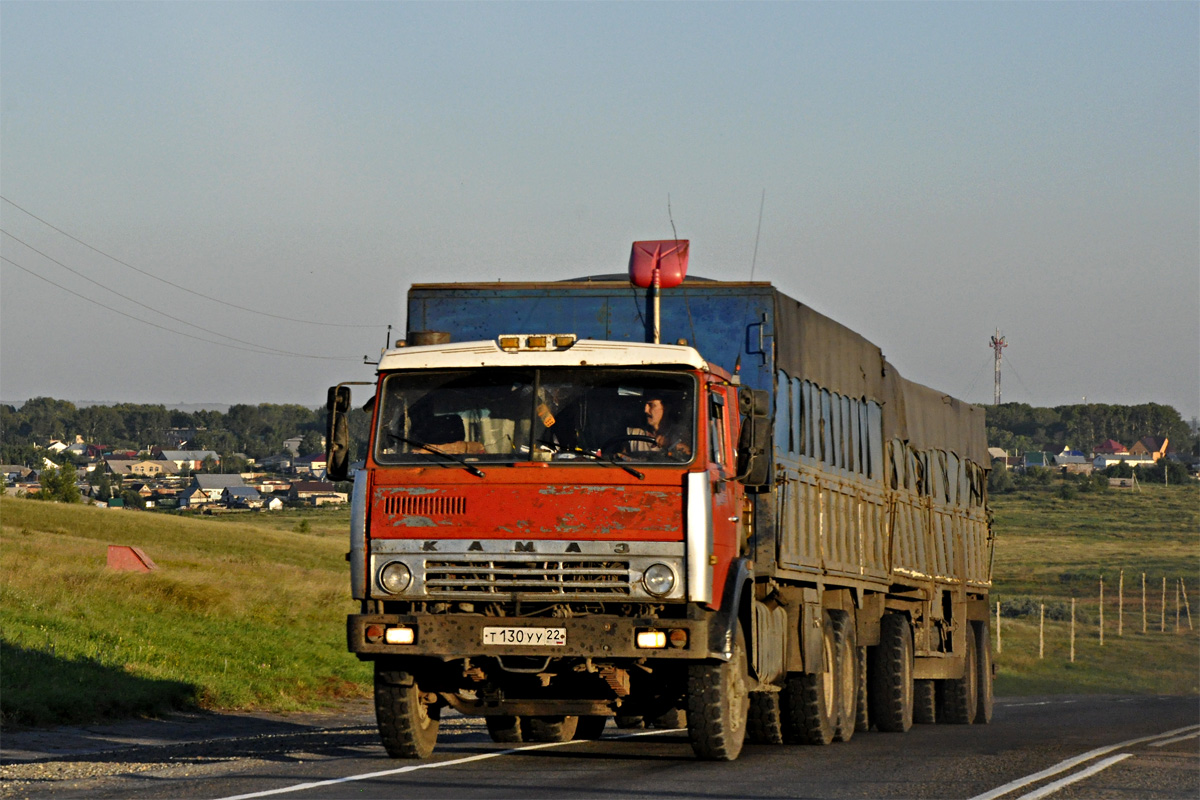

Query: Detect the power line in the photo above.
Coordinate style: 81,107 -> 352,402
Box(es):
1,195 -> 384,329
1,256 -> 361,362
2,230 -> 347,359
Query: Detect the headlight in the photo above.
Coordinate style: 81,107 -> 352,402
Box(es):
642,563 -> 676,597
379,561 -> 412,594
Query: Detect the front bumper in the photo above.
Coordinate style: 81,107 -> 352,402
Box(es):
348,612 -> 714,660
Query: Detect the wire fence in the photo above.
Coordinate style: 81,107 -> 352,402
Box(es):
994,573 -> 1193,661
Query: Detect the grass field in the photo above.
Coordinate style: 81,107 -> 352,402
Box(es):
0,497 -> 369,727
1,480 -> 1196,727
989,481 -> 1199,696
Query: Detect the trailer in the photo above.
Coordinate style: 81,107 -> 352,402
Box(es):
329,240 -> 994,761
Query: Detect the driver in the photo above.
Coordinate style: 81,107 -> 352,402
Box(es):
624,394 -> 692,460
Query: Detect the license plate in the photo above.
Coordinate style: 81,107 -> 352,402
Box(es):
482,626 -> 566,647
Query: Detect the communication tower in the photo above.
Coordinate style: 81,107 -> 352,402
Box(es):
990,330 -> 1007,405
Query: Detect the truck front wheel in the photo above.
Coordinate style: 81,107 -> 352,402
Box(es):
374,662 -> 440,758
686,623 -> 749,761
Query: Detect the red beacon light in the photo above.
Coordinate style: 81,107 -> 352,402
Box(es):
628,240 -> 689,289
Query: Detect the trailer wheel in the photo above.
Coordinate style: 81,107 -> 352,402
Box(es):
783,611 -> 836,745
870,613 -> 914,732
686,622 -> 749,760
524,715 -> 579,742
574,715 -> 608,740
913,679 -> 937,724
649,707 -> 686,729
374,662 -> 440,758
938,621 -> 978,724
614,715 -> 644,729
854,646 -> 871,732
830,610 -> 857,743
485,715 -> 524,743
974,620 -> 994,724
747,692 -> 784,744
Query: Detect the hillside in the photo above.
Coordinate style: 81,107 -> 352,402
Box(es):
2,482 -> 1197,728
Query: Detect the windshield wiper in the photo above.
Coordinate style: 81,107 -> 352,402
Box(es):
390,434 -> 486,478
553,443 -> 644,480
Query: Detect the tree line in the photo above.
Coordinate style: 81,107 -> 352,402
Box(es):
984,402 -> 1197,457
1,397 -> 1194,470
0,397 -> 371,468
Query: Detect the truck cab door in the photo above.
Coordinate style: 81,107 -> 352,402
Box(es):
706,381 -> 745,608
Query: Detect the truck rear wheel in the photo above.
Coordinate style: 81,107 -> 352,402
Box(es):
686,622 -> 749,761
485,715 -> 524,743
614,715 -> 644,729
783,611 -> 836,745
870,613 -> 914,732
374,663 -> 440,759
913,679 -> 937,724
747,692 -> 784,744
830,610 -> 857,743
574,715 -> 608,740
854,646 -> 870,732
975,621 -> 994,724
649,707 -> 686,729
938,622 -> 978,724
524,715 -> 579,742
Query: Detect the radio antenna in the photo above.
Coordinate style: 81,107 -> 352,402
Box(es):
750,188 -> 765,281
668,194 -> 679,242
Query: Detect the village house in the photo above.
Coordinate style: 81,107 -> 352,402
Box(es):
223,486 -> 264,509
292,453 -> 328,478
155,449 -> 220,471
105,457 -> 181,478
1128,437 -> 1169,462
288,480 -> 346,506
179,474 -> 246,509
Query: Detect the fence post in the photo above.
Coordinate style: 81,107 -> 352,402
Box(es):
996,600 -> 1002,653
1118,569 -> 1124,637
1039,603 -> 1045,659
1181,579 -> 1193,631
1161,576 -> 1167,632
1142,572 -> 1147,634
1070,597 -> 1076,662
1177,579 -> 1182,633
1099,575 -> 1104,646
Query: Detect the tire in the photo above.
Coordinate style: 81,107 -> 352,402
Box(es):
687,622 -> 749,761
913,679 -> 937,724
485,715 -> 524,743
614,715 -> 644,729
974,620 -> 994,724
524,715 -> 579,742
747,692 -> 784,744
870,613 -> 914,733
854,646 -> 871,733
939,621 -> 978,724
374,663 -> 440,759
783,611 -> 836,745
649,707 -> 686,729
574,715 -> 608,740
830,610 -> 857,743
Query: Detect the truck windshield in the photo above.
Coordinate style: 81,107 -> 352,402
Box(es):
374,368 -> 696,466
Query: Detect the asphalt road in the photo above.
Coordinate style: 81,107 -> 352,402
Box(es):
2,696 -> 1196,799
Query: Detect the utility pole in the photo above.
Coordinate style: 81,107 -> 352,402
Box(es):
990,330 -> 1008,405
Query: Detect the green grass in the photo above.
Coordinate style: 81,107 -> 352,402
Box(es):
2,481 -> 1196,728
989,481 -> 1200,696
0,497 -> 369,727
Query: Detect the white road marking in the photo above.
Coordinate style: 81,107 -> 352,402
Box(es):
214,727 -> 682,800
968,724 -> 1200,800
1149,730 -> 1200,748
1011,753 -> 1132,800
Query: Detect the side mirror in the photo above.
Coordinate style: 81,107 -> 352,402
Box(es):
326,385 -> 352,482
736,388 -> 771,487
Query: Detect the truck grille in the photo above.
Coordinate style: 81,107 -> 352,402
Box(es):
424,558 -> 632,598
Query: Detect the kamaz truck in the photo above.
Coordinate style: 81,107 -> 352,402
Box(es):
327,240 -> 994,761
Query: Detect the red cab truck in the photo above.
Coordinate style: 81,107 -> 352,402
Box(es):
327,241 -> 993,761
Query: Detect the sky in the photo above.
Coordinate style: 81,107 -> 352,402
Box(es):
2,1 -> 1197,422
